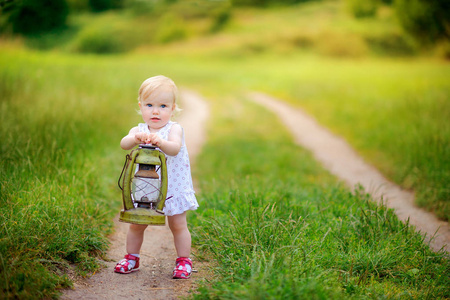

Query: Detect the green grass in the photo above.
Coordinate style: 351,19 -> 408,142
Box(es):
189,94 -> 449,299
0,43 -> 448,298
240,54 -> 450,220
0,49 -> 136,298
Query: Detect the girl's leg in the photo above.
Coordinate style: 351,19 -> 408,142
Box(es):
126,224 -> 148,254
115,224 -> 147,273
168,212 -> 191,257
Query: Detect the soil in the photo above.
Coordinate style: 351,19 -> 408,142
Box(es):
62,89 -> 449,299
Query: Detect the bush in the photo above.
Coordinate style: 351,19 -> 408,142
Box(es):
316,31 -> 368,57
155,13 -> 188,44
71,24 -> 127,54
346,0 -> 378,18
2,0 -> 69,35
66,0 -> 90,11
210,5 -> 232,33
365,32 -> 417,55
231,0 -> 317,7
89,0 -> 123,12
394,0 -> 450,43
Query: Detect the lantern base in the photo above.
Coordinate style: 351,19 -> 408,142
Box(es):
119,208 -> 165,226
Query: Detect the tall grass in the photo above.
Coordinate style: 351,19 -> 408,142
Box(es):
242,55 -> 450,220
189,94 -> 450,299
0,49 -> 142,298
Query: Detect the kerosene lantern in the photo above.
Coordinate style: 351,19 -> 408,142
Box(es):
118,145 -> 168,225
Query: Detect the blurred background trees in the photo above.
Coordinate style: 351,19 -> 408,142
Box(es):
1,0 -> 69,35
345,0 -> 449,43
394,0 -> 449,43
0,0 -> 448,54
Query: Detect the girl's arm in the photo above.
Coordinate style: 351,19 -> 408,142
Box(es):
120,127 -> 141,150
121,124 -> 183,155
150,123 -> 183,156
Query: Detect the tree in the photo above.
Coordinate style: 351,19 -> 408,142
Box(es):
3,0 -> 69,35
395,0 -> 450,43
89,0 -> 123,12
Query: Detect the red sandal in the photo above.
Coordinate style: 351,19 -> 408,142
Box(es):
114,254 -> 140,274
173,257 -> 192,279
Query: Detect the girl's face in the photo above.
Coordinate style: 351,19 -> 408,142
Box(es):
139,87 -> 175,132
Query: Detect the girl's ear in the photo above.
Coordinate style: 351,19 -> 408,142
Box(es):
138,102 -> 141,108
172,103 -> 176,111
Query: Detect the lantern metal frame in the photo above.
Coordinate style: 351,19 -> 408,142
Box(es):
118,145 -> 168,225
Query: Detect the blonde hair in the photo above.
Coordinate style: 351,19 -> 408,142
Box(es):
138,75 -> 182,116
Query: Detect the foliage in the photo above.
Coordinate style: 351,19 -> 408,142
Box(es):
2,0 -> 446,58
346,0 -> 378,18
70,21 -> 128,53
209,4 -> 232,33
89,0 -> 123,12
365,32 -> 416,56
68,13 -> 155,54
155,13 -> 188,44
394,0 -> 450,43
66,0 -> 90,12
2,0 -> 69,35
63,0 -> 123,12
231,0 -> 316,7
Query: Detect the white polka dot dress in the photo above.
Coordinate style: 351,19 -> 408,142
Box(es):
138,122 -> 199,216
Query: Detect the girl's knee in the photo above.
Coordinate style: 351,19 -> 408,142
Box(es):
168,213 -> 188,232
129,224 -> 148,233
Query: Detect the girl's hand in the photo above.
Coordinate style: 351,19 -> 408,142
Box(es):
145,133 -> 163,148
134,132 -> 163,147
134,132 -> 149,145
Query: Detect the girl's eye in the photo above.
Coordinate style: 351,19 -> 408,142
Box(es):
161,104 -> 167,108
146,104 -> 152,107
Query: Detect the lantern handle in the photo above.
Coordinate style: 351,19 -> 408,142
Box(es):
118,154 -> 131,191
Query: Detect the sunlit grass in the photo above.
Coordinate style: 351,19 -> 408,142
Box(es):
189,94 -> 450,299
241,55 -> 450,220
0,49 -> 138,298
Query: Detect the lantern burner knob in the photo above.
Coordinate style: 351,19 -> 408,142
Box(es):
136,196 -> 158,209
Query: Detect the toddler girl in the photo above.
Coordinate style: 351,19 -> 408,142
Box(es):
114,75 -> 198,279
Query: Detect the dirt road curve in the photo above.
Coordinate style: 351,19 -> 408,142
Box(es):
62,90 -> 209,300
250,92 -> 449,254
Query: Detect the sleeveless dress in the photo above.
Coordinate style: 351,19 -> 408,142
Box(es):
138,122 -> 199,216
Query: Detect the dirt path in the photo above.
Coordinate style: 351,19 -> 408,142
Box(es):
249,92 -> 450,254
62,89 -> 209,300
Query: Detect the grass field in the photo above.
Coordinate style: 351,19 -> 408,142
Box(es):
1,45 -> 448,298
237,54 -> 450,220
0,1 -> 449,298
